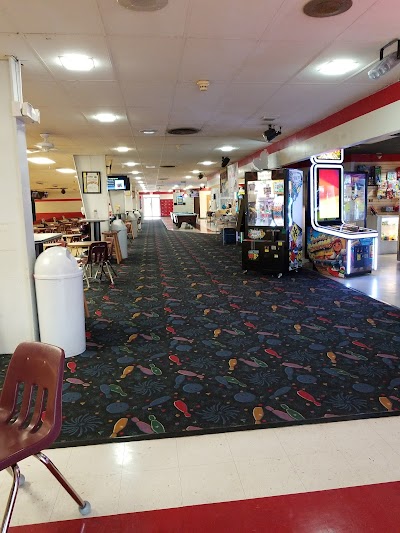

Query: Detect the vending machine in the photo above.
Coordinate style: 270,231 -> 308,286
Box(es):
241,169 -> 303,276
307,150 -> 378,278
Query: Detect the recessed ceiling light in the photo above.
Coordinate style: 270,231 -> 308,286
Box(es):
185,175 -> 192,179
27,157 -> 55,165
130,171 -> 141,175
198,161 -> 215,166
134,177 -> 142,180
218,145 -> 237,152
114,146 -> 130,152
146,165 -> 156,169
59,54 -> 95,71
56,168 -> 76,174
140,129 -> 158,135
316,58 -> 358,75
191,169 -> 200,174
124,162 -> 139,167
94,113 -> 117,123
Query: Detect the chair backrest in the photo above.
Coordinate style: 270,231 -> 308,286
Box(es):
87,241 -> 109,264
0,342 -> 65,442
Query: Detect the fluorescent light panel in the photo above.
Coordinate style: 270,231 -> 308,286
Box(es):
27,157 -> 55,164
59,54 -> 95,71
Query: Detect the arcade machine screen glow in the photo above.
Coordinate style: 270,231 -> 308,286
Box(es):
317,167 -> 340,223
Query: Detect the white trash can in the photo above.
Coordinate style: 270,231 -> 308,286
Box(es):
111,218 -> 128,259
34,247 -> 86,358
127,212 -> 138,238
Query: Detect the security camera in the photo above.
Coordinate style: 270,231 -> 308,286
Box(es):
221,156 -> 230,168
198,173 -> 204,179
61,188 -> 66,194
263,125 -> 282,143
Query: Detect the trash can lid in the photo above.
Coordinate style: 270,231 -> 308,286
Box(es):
34,247 -> 83,279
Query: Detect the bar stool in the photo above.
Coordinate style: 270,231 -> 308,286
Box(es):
101,231 -> 122,264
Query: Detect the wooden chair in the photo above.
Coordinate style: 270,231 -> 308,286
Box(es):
0,342 -> 91,531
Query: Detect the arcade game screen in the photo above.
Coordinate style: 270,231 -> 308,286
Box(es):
317,167 -> 340,222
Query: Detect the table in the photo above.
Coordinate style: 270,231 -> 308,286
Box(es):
81,219 -> 108,241
34,233 -> 63,256
66,241 -> 98,257
171,212 -> 197,229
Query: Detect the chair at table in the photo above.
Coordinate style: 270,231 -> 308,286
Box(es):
0,342 -> 91,532
81,241 -> 115,285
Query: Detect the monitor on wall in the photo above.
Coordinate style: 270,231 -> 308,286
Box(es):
107,176 -> 130,191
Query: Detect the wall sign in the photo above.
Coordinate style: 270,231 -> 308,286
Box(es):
82,171 -> 101,194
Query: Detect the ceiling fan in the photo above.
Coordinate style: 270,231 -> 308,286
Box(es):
28,133 -> 58,153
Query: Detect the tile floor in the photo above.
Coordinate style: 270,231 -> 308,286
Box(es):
4,225 -> 400,531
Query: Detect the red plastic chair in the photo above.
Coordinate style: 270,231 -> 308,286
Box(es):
0,342 -> 90,532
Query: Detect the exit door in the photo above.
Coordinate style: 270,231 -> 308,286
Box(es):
143,196 -> 161,218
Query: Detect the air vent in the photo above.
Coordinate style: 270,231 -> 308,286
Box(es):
303,0 -> 352,18
167,127 -> 200,135
117,0 -> 168,11
160,165 -> 176,168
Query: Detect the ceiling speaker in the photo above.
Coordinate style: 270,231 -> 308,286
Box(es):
117,0 -> 168,11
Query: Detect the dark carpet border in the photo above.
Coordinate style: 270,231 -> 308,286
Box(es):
51,409 -> 400,449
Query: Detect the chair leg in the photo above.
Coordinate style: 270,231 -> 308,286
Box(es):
105,262 -> 114,285
35,452 -> 90,515
1,464 -> 21,533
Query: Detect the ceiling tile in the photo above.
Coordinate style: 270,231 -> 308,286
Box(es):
98,0 -> 190,37
186,0 -> 283,39
62,81 -> 124,106
178,37 -> 256,83
22,81 -> 72,108
25,35 -> 115,81
2,0 -> 103,34
234,40 -> 329,83
120,82 -> 176,107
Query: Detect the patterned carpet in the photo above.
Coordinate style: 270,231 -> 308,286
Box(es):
2,220 -> 400,446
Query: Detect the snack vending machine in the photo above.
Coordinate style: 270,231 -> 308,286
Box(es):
242,169 -> 303,276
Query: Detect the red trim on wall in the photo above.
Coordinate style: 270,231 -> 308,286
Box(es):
35,198 -> 82,202
35,212 -> 83,222
237,81 -> 400,167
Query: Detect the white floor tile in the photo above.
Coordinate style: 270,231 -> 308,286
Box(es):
235,456 -> 306,499
180,462 -> 244,506
177,433 -> 233,467
226,428 -> 288,461
122,438 -> 178,471
66,442 -> 125,477
274,423 -> 338,457
51,473 -> 121,521
288,450 -> 362,492
118,467 -> 182,513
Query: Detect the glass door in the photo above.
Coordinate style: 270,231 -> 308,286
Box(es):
143,196 -> 161,218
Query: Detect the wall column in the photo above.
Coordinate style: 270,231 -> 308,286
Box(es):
73,155 -> 110,237
0,57 -> 39,353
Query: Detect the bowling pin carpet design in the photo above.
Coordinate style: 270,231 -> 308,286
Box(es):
53,220 -> 400,445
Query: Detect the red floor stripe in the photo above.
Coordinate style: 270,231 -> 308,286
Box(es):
10,481 -> 400,532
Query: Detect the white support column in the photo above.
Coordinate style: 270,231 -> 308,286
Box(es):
73,155 -> 110,235
0,57 -> 39,353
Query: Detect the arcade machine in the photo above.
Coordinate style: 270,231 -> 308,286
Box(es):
343,171 -> 368,227
242,169 -> 303,276
307,150 -> 378,278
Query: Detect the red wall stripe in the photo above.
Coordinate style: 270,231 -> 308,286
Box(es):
237,81 -> 400,167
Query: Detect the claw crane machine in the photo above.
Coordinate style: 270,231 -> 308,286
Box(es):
241,169 -> 304,276
307,149 -> 378,277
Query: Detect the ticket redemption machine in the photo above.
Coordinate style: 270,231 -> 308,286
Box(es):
242,169 -> 303,276
307,150 -> 378,278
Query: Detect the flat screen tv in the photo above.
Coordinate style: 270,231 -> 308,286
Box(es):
316,167 -> 341,223
107,176 -> 130,191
